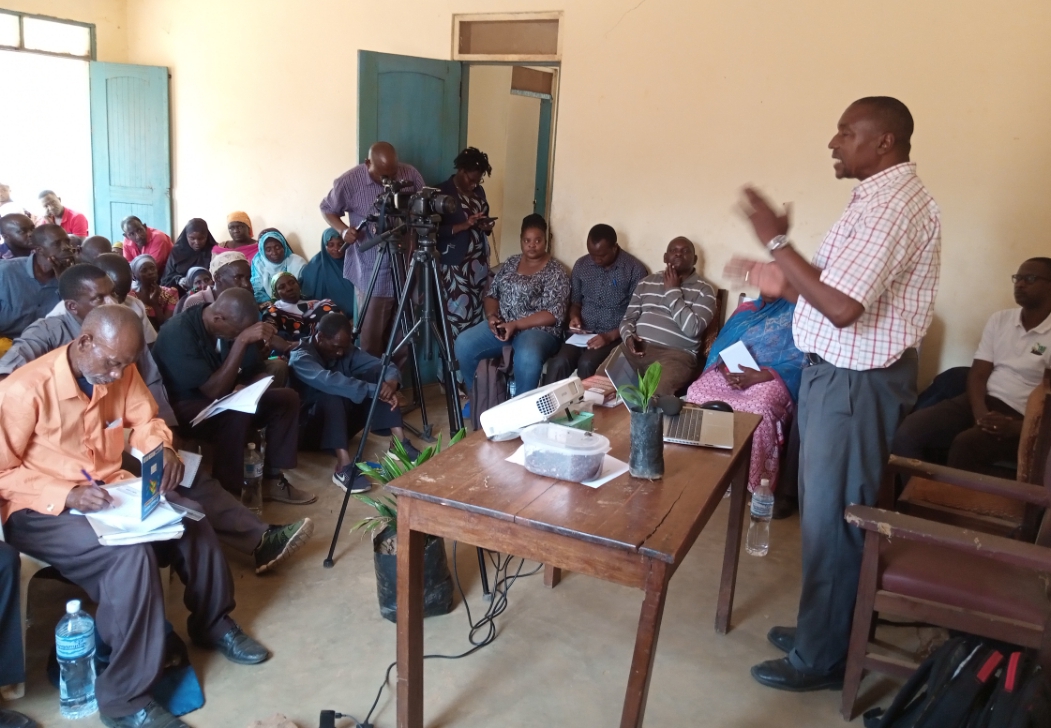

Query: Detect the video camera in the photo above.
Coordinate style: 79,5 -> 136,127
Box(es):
364,177 -> 457,248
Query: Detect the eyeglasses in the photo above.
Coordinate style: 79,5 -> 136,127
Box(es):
1012,274 -> 1051,284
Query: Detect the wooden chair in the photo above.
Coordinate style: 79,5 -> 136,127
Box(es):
896,368 -> 1051,539
840,454 -> 1051,720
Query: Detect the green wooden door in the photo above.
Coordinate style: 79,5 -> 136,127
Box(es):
89,62 -> 171,243
358,51 -> 462,185
533,97 -> 553,218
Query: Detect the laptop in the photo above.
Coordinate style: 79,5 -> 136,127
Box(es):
604,348 -> 734,449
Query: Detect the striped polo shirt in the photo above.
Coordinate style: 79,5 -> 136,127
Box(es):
619,271 -> 716,354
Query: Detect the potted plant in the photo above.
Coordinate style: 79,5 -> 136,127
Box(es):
616,362 -> 664,479
351,429 -> 466,622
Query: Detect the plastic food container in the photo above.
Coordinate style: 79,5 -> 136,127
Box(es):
520,423 -> 610,483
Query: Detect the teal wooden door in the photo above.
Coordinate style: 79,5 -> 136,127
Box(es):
89,62 -> 171,244
358,51 -> 462,185
534,97 -> 553,218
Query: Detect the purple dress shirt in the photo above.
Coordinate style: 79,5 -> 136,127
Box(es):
320,162 -> 425,297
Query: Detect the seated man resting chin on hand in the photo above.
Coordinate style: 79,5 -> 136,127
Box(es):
0,305 -> 268,728
618,236 -> 717,395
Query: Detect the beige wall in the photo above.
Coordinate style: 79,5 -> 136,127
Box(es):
3,0 -> 128,62
105,0 -> 1051,381
466,65 -> 512,259
501,93 -> 541,255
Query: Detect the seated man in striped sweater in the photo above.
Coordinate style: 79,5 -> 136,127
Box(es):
618,237 -> 717,395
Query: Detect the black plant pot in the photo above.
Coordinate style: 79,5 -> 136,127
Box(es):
629,410 -> 664,480
373,527 -> 455,623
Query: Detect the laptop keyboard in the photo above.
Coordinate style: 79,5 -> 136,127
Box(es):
665,406 -> 703,443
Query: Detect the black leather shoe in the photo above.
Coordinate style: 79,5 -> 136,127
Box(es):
194,624 -> 270,665
0,707 -> 39,728
767,625 -> 796,654
99,700 -> 188,727
750,657 -> 844,692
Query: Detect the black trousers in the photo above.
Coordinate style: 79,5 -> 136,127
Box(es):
6,499 -> 236,718
0,541 -> 24,686
174,388 -> 300,495
542,340 -> 618,384
891,393 -> 1022,472
790,351 -> 918,675
300,394 -> 403,453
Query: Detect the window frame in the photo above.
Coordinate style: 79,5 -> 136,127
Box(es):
0,8 -> 96,61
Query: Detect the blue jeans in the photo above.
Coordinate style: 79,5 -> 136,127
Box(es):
455,322 -> 561,394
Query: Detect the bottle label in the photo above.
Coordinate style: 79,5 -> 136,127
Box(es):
56,633 -> 94,659
750,496 -> 774,519
244,463 -> 263,478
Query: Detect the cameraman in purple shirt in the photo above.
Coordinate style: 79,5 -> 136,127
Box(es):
319,141 -> 424,359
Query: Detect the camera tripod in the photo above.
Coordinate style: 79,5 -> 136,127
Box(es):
323,225 -> 492,597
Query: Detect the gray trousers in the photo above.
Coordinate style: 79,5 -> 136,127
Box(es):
6,498 -> 236,717
788,350 -> 918,675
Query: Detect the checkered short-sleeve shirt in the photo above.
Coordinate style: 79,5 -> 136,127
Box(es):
793,162 -> 942,371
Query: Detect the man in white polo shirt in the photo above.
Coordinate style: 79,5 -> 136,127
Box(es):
893,257 -> 1051,471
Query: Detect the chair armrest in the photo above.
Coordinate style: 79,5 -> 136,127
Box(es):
845,504 -> 1051,574
889,455 -> 1050,508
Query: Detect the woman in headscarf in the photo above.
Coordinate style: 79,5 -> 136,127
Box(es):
162,218 -> 217,290
300,228 -> 356,316
436,147 -> 496,339
129,254 -> 180,328
180,266 -> 213,294
250,228 -> 307,304
685,295 -> 806,493
261,271 -> 341,346
219,211 -> 258,259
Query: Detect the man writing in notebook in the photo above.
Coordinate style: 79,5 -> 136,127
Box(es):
0,305 -> 268,728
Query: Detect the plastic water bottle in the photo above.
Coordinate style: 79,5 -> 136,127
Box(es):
745,478 -> 774,557
242,443 -> 263,514
56,599 -> 98,719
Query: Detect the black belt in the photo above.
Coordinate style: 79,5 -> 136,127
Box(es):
804,353 -> 826,366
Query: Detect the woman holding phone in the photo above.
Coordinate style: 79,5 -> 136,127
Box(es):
436,147 -> 497,338
455,214 -> 570,398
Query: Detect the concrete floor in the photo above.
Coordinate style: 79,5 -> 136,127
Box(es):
7,391 -> 927,727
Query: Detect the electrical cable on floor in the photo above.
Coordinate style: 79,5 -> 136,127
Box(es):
325,542 -> 542,728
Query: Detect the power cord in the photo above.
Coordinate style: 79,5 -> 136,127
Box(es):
322,542 -> 542,728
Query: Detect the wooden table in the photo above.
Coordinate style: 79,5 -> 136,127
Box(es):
388,407 -> 761,728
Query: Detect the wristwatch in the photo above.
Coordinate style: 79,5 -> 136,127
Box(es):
766,235 -> 790,252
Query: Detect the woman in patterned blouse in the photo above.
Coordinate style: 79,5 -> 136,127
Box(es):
455,214 -> 570,396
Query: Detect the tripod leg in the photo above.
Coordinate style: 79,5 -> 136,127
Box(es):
351,241 -> 386,343
388,242 -> 432,441
324,255 -> 426,567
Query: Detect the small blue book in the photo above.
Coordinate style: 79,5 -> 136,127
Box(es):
141,444 -> 163,520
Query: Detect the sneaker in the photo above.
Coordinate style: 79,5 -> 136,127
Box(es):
254,518 -> 314,574
393,437 -> 421,461
332,465 -> 372,493
262,474 -> 317,505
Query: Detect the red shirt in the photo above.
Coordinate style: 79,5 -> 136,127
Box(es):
122,227 -> 174,271
37,208 -> 89,237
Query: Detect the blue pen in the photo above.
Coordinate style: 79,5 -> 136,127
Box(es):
80,468 -> 105,487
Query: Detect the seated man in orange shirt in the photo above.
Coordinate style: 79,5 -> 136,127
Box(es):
36,190 -> 89,237
0,305 -> 268,728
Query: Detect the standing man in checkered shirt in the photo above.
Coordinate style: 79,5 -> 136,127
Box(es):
729,97 -> 941,691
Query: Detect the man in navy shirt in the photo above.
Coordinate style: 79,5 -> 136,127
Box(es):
544,224 -> 647,383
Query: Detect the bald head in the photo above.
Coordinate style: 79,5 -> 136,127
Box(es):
366,141 -> 399,182
204,287 -> 260,340
70,304 -> 145,385
94,253 -> 133,302
80,236 -> 112,262
0,213 -> 35,256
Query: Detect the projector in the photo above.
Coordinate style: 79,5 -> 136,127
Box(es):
479,376 -> 585,440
